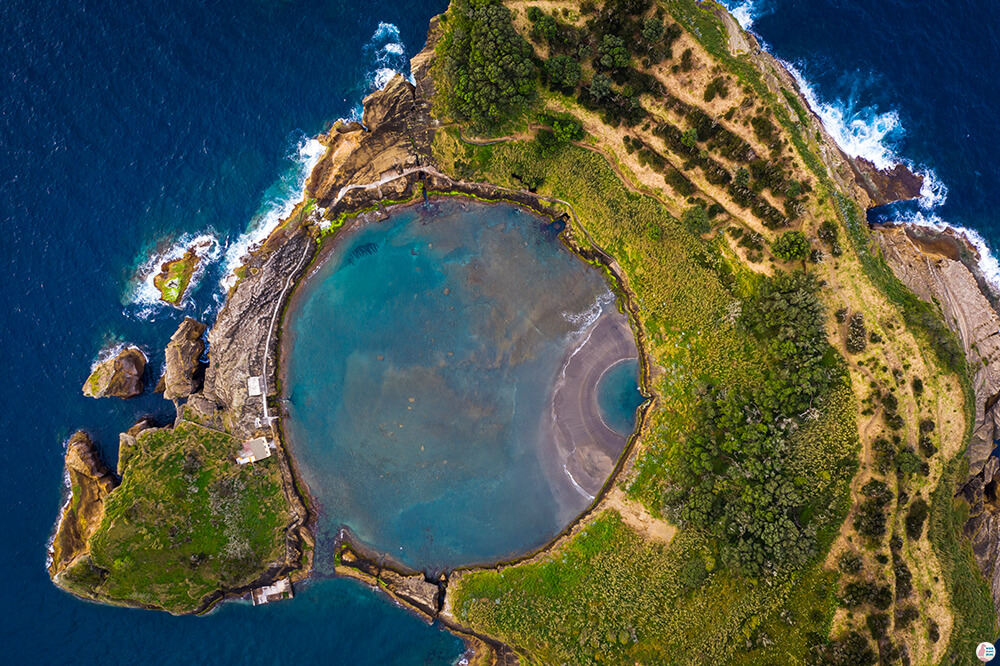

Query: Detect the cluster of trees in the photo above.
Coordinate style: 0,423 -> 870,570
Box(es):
666,272 -> 840,574
817,219 -> 843,256
846,312 -> 867,353
771,230 -> 810,262
441,0 -> 536,127
535,114 -> 585,156
853,479 -> 892,542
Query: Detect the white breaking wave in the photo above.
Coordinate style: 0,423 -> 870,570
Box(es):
779,57 -> 1000,290
126,232 -> 220,319
365,22 -> 409,93
720,0 -> 771,30
219,136 -> 325,290
562,290 -> 615,333
784,61 -> 903,171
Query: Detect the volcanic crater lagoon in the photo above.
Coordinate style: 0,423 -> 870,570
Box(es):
284,199 -> 641,569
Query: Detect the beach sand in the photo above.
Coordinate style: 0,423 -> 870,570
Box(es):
543,303 -> 640,520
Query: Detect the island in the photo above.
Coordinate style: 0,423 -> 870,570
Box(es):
49,0 -> 1000,664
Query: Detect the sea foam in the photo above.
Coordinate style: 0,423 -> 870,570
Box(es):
220,21 -> 409,291
723,0 -> 770,29
219,136 -> 325,290
774,49 -> 1000,291
126,231 -> 221,320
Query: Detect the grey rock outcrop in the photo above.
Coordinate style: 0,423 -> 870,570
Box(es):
159,317 -> 206,401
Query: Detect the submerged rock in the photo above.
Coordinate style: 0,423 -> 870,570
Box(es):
158,317 -> 206,401
48,432 -> 117,578
82,346 -> 146,399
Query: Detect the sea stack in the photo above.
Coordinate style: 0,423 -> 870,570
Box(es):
82,346 -> 146,399
158,317 -> 207,401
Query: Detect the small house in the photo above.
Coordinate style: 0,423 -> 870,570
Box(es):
237,437 -> 274,465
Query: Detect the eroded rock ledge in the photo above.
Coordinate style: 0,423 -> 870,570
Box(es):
49,432 -> 117,579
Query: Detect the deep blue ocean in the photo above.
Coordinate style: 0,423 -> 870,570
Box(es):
2,0 -> 997,662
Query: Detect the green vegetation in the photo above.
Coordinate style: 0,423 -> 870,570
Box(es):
153,249 -> 200,306
929,459 -> 998,661
435,0 -> 995,661
436,126 -> 857,663
58,421 -> 289,613
771,229 -> 810,261
437,0 -> 536,128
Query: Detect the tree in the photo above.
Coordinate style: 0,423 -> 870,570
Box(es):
532,14 -> 558,43
441,0 -> 537,127
771,230 -> 810,261
589,72 -> 613,100
544,55 -> 581,89
597,34 -> 630,69
641,17 -> 664,43
682,205 -> 710,234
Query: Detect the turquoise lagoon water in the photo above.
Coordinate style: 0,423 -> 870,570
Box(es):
284,199 -> 634,570
596,358 -> 643,437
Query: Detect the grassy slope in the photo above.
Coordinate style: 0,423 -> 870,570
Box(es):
441,0 -> 995,663
58,421 -> 289,614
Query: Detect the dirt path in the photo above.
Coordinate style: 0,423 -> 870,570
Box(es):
605,488 -> 676,544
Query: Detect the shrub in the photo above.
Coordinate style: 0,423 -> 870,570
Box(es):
680,555 -> 708,590
866,613 -> 890,639
872,437 -> 895,475
641,17 -> 664,43
894,556 -> 913,599
597,34 -> 630,69
838,551 -> 863,575
842,581 -> 892,610
704,76 -> 728,102
680,48 -> 693,71
918,434 -> 937,458
906,498 -> 929,539
590,72 -> 613,100
854,480 -> 892,541
772,230 -> 810,261
682,205 -> 711,235
846,312 -> 867,353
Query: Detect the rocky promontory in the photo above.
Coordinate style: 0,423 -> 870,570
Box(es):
48,432 -> 117,579
82,346 -> 146,399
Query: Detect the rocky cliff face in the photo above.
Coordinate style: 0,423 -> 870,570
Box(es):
48,432 -> 117,578
875,226 -> 1000,613
850,158 -> 925,207
82,346 -> 146,399
158,317 -> 206,401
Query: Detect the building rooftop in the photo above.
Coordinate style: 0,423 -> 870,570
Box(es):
236,436 -> 273,465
